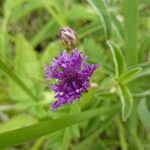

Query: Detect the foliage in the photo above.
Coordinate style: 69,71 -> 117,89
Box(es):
0,0 -> 149,149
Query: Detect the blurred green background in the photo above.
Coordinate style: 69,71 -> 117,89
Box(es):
0,0 -> 149,150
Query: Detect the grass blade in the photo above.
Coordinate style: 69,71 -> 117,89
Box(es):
138,99 -> 150,132
110,13 -> 124,42
0,108 -> 110,149
75,119 -> 112,150
31,20 -> 58,47
135,62 -> 150,78
119,67 -> 142,84
123,0 -> 139,66
9,0 -> 43,23
42,0 -> 66,26
87,0 -> 111,39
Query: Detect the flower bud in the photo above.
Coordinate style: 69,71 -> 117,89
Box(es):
59,27 -> 78,49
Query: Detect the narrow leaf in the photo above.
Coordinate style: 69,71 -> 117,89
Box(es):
138,99 -> 150,132
123,0 -> 139,66
66,4 -> 97,21
136,62 -> 150,78
31,20 -> 58,47
116,118 -> 128,150
0,108 -> 109,149
119,67 -> 142,84
138,37 -> 150,63
74,118 -> 113,150
87,0 -> 111,38
79,22 -> 102,39
107,41 -> 126,78
110,13 -> 124,42
0,114 -> 37,133
9,0 -> 43,23
118,85 -> 133,121
42,0 -> 66,26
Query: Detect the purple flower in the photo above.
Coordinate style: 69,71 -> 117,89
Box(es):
45,49 -> 99,110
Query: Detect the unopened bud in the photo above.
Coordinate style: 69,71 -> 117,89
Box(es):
59,27 -> 78,49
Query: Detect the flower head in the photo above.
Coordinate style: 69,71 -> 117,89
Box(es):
45,49 -> 99,110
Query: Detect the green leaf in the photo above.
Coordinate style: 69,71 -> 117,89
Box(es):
107,41 -> 126,78
42,0 -> 66,26
0,58 -> 37,101
119,67 -> 142,84
87,0 -> 111,39
79,23 -> 102,39
118,85 -> 133,121
9,0 -> 43,23
116,117 -> 128,150
138,37 -> 150,63
0,15 -> 9,60
80,89 -> 97,110
65,4 -> 97,21
83,38 -> 113,75
83,38 -> 108,64
136,62 -> 150,78
41,41 -> 61,64
74,118 -> 113,150
110,13 -> 124,42
59,128 -> 70,150
138,99 -> 150,132
0,114 -> 37,133
31,20 -> 58,47
0,108 -> 109,149
4,0 -> 29,12
10,35 -> 42,101
123,0 -> 139,66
